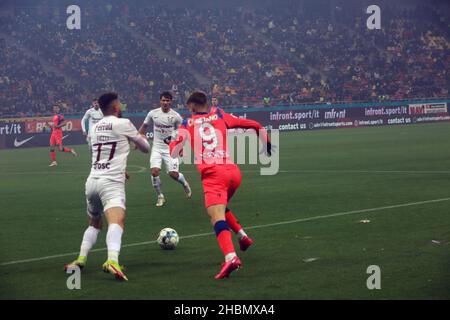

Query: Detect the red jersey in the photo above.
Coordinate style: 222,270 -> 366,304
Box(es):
169,107 -> 270,173
52,114 -> 64,136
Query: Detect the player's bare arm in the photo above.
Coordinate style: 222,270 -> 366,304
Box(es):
138,123 -> 148,136
129,134 -> 150,153
81,111 -> 90,135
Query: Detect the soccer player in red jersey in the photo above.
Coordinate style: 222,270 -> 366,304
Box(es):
48,104 -> 77,166
210,96 -> 219,113
169,92 -> 272,279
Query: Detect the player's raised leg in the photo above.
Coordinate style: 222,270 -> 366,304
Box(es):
223,167 -> 252,250
169,171 -> 192,198
208,204 -> 241,279
64,217 -> 102,271
225,207 -> 253,251
58,142 -> 77,157
166,155 -> 192,198
103,207 -> 128,281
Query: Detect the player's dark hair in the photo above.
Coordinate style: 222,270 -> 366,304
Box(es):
98,92 -> 118,114
160,91 -> 173,100
186,91 -> 207,106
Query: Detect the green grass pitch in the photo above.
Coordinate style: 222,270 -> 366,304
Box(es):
1,122 -> 450,299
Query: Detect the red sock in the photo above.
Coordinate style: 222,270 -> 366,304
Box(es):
217,230 -> 235,256
63,147 -> 72,153
225,209 -> 242,234
50,151 -> 56,161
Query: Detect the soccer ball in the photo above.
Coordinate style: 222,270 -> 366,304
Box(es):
157,228 -> 179,250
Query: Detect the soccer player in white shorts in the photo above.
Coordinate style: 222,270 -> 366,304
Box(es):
64,92 -> 150,281
139,91 -> 192,207
81,99 -> 103,150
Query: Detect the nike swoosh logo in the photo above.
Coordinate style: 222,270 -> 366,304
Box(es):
14,136 -> 35,147
62,134 -> 69,140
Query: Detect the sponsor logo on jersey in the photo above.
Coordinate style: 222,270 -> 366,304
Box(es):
155,124 -> 174,129
96,123 -> 113,132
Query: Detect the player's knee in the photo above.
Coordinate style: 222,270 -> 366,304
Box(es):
115,218 -> 125,229
105,207 -> 126,228
213,220 -> 229,235
113,221 -> 125,229
207,205 -> 226,225
108,217 -> 125,229
151,168 -> 160,177
169,171 -> 179,180
89,217 -> 103,230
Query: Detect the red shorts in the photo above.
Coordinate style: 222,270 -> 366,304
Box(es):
50,133 -> 63,146
201,164 -> 242,208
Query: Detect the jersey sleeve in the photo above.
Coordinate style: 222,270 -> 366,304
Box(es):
81,109 -> 90,133
174,112 -> 183,128
143,110 -> 153,126
116,119 -> 139,137
220,110 -> 272,155
172,112 -> 184,138
117,119 -> 150,153
221,110 -> 267,137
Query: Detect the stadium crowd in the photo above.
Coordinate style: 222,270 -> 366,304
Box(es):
0,1 -> 448,118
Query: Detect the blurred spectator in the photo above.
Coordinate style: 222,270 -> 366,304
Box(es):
0,1 -> 448,118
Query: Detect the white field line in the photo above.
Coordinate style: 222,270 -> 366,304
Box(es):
1,196 -> 450,267
0,165 -> 148,175
3,169 -> 450,175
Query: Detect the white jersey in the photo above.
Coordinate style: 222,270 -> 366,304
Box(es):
82,107 -> 104,134
144,108 -> 183,150
88,116 -> 140,182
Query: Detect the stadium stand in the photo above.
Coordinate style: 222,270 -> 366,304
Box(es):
0,1 -> 448,117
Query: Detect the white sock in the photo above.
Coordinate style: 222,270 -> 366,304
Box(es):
151,176 -> 163,196
108,250 -> 119,263
79,226 -> 100,257
225,252 -> 237,262
236,229 -> 247,240
106,223 -> 123,263
176,172 -> 187,186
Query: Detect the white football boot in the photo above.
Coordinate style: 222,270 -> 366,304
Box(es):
183,182 -> 192,199
156,194 -> 166,207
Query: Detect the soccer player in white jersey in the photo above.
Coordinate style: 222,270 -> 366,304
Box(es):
64,92 -> 150,281
138,91 -> 191,207
81,99 -> 104,149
